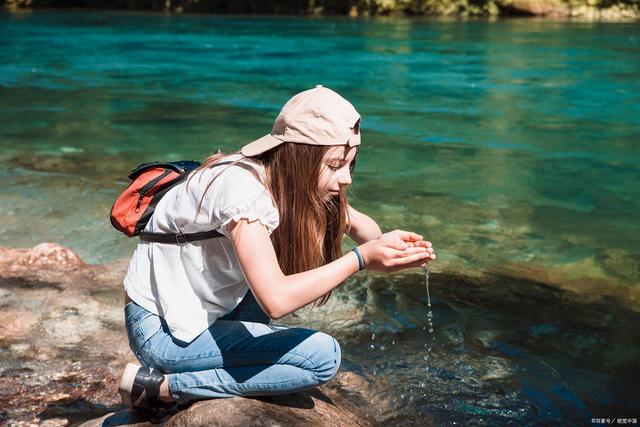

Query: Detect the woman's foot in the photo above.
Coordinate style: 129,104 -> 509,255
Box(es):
118,363 -> 177,415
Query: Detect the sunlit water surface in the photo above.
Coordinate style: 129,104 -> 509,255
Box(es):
1,10 -> 639,425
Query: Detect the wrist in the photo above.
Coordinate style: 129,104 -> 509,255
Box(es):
347,250 -> 360,273
358,243 -> 369,269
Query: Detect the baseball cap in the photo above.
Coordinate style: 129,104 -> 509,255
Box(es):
241,85 -> 361,157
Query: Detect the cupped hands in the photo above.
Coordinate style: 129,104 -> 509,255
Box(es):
358,229 -> 436,273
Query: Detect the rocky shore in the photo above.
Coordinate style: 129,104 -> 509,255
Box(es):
0,243 -> 379,426
2,0 -> 639,20
2,243 -> 638,425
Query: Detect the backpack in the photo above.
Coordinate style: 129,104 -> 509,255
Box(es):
110,160 -> 224,244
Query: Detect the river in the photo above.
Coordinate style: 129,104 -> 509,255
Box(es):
1,10 -> 638,425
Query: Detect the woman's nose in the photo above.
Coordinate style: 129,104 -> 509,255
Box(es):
339,170 -> 352,186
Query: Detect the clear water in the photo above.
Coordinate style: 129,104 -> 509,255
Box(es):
1,10 -> 639,424
2,11 -> 639,285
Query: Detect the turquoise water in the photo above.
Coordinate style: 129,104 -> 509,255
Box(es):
1,10 -> 639,424
1,11 -> 639,291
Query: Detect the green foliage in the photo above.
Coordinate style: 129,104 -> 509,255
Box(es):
3,0 -> 640,17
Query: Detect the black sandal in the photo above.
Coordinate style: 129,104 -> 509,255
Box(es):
119,363 -> 178,419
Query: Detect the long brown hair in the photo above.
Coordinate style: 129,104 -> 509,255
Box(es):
192,143 -> 354,306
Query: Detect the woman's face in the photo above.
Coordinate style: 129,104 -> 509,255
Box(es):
317,145 -> 357,198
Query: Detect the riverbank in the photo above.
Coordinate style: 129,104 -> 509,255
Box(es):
1,243 -> 638,424
0,243 -> 379,425
2,0 -> 640,20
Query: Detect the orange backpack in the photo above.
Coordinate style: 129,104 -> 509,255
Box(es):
110,161 -> 223,244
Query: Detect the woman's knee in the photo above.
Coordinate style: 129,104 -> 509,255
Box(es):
303,332 -> 341,384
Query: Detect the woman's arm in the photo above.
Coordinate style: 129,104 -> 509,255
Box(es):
347,205 -> 382,244
229,219 -> 432,319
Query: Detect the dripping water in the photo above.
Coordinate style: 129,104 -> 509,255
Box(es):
423,266 -> 435,358
421,266 -> 435,398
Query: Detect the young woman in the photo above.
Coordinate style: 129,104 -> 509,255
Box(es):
119,85 -> 436,414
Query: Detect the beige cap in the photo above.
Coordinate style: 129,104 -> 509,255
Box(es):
241,85 -> 361,157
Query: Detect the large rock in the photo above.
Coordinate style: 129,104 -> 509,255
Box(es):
0,244 -> 377,426
502,0 -> 570,16
0,242 -> 84,284
0,244 -> 131,424
81,371 -> 375,426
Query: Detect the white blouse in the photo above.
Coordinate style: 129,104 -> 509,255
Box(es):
124,154 -> 280,343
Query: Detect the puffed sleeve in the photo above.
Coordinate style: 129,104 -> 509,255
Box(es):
208,165 -> 280,239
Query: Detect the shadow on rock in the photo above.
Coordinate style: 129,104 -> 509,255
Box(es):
81,385 -> 372,427
39,397 -> 113,425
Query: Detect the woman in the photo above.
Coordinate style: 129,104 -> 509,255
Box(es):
119,85 -> 436,414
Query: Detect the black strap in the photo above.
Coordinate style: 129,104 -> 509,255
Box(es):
137,160 -> 240,245
139,229 -> 223,244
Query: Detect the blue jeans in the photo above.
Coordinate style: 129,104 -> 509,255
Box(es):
124,292 -> 341,404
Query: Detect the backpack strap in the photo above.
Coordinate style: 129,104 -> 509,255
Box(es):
136,159 -> 242,244
139,229 -> 224,245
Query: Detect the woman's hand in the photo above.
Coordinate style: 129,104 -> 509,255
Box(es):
358,230 -> 436,273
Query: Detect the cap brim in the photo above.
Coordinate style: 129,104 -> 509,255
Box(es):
241,134 -> 285,157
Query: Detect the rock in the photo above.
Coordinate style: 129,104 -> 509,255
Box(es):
598,247 -> 640,281
40,418 -> 70,427
504,0 -> 570,17
0,243 -> 86,286
0,309 -> 39,340
0,244 -> 128,424
1,243 -> 84,272
22,243 -> 84,270
80,372 -> 376,426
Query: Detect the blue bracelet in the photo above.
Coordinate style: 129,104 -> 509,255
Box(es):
351,247 -> 365,271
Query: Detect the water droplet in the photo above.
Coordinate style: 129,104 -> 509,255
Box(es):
371,333 -> 376,340
370,344 -> 375,350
